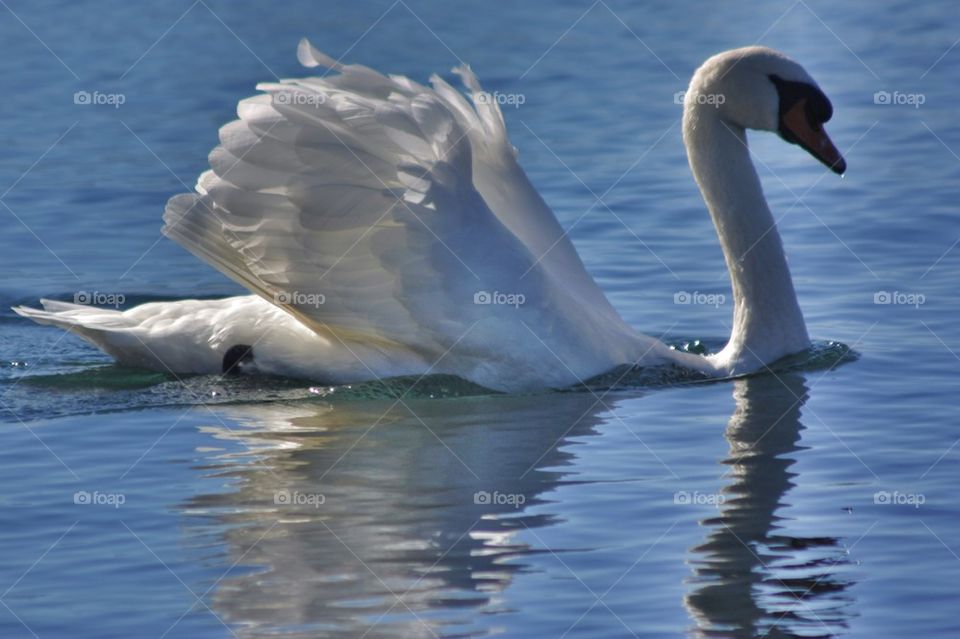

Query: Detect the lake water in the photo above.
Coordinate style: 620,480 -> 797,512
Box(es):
1,1 -> 958,637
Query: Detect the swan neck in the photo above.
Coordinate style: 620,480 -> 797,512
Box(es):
683,108 -> 809,371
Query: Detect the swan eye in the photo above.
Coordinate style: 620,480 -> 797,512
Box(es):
805,92 -> 833,126
769,74 -> 845,174
769,74 -> 833,139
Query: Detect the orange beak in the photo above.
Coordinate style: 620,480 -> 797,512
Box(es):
782,98 -> 846,175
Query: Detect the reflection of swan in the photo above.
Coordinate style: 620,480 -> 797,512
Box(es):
180,369 -> 855,636
187,393 -> 616,637
15,44 -> 846,391
685,373 -> 854,638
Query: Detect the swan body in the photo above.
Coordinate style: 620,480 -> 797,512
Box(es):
14,43 -> 844,392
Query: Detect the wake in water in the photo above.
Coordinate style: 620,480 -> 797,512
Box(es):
575,339 -> 858,392
1,338 -> 857,422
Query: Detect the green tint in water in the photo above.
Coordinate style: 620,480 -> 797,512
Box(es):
20,366 -> 173,390
577,339 -> 858,393
1,340 -> 857,422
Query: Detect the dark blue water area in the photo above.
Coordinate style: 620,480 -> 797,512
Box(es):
1,1 -> 959,637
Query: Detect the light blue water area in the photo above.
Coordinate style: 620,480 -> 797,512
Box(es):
1,1 -> 958,637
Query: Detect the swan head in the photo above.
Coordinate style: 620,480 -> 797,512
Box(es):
685,46 -> 845,174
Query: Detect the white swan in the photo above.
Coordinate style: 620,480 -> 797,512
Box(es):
14,42 -> 845,392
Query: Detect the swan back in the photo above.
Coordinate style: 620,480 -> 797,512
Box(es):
160,40 -> 651,390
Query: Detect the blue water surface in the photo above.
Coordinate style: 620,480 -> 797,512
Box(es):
1,1 -> 958,637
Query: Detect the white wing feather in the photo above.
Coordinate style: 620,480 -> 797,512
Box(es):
161,40 -> 648,387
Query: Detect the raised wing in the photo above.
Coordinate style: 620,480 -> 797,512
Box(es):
163,40 -> 633,375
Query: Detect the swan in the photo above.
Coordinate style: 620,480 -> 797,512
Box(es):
14,42 -> 845,392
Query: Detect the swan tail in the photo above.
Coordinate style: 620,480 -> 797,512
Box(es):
12,300 -> 142,361
12,298 -> 244,374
